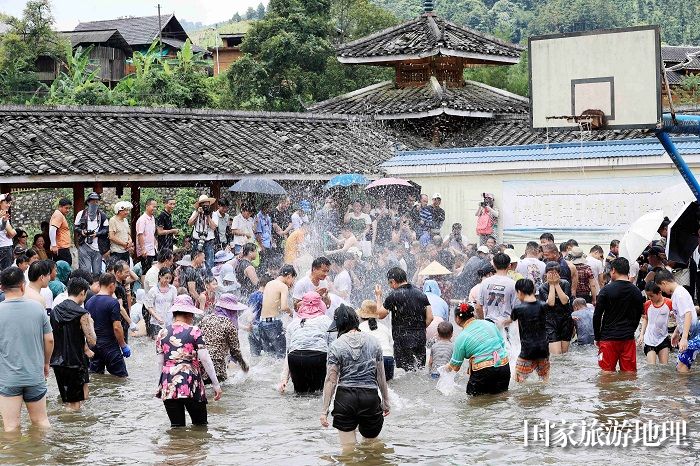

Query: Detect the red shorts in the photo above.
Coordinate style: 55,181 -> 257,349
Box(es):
597,340 -> 637,372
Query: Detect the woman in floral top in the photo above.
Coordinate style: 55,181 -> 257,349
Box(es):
156,295 -> 223,427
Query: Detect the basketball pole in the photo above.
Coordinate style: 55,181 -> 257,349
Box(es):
656,113 -> 700,201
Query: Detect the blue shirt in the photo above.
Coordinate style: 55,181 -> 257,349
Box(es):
248,290 -> 263,324
86,294 -> 121,347
255,212 -> 272,248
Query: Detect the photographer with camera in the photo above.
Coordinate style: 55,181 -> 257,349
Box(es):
188,195 -> 218,272
75,192 -> 109,274
475,193 -> 499,245
0,194 -> 16,271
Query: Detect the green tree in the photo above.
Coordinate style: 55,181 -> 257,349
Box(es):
245,6 -> 257,20
0,0 -> 65,103
256,2 -> 267,19
224,0 -> 334,111
232,12 -> 243,22
528,0 -> 622,35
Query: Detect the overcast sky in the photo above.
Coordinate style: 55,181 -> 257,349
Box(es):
0,0 -> 267,30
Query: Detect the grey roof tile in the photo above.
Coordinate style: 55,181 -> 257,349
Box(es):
336,14 -> 522,63
0,106 -> 397,178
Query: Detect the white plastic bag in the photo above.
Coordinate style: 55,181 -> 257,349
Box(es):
504,321 -> 521,380
436,366 -> 459,396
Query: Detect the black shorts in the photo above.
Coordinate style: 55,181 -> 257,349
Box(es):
332,386 -> 383,438
393,332 -> 426,371
644,336 -> 672,355
545,311 -> 574,343
53,366 -> 89,403
287,350 -> 327,393
466,364 -> 510,396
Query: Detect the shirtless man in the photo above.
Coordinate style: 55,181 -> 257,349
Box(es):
259,265 -> 297,358
25,260 -> 51,309
325,225 -> 358,256
292,257 -> 332,311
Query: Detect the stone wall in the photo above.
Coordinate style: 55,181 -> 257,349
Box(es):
10,187 -> 210,238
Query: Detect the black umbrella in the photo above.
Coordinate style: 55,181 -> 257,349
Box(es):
667,201 -> 700,267
228,178 -> 287,196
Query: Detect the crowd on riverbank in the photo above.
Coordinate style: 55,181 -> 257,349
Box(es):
0,189 -> 699,448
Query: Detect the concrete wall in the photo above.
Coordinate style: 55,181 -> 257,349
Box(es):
408,165 -> 686,255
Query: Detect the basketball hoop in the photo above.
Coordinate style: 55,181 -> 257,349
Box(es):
545,109 -> 606,130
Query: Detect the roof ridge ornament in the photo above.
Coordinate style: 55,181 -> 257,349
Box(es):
422,0 -> 435,15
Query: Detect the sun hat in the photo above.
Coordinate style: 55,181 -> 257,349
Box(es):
216,293 -> 247,311
477,245 -> 490,254
13,245 -> 26,256
175,254 -> 192,267
194,194 -> 216,208
114,201 -> 133,214
170,295 -> 203,315
570,246 -> 586,265
357,300 -> 379,319
503,249 -> 518,264
297,291 -> 327,319
214,250 -> 234,263
86,192 -> 101,202
419,260 -> 452,276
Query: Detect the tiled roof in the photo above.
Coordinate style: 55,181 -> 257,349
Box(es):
662,46 -> 700,64
384,136 -> 700,168
75,14 -> 184,47
336,14 -> 522,64
309,78 -> 528,119
0,106 -> 396,181
385,116 -> 651,150
59,29 -> 131,52
161,37 -> 207,54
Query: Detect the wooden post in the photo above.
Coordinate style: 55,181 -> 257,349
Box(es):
93,182 -> 103,195
211,181 -> 221,202
130,182 -> 140,259
115,184 -> 124,198
72,183 -> 85,215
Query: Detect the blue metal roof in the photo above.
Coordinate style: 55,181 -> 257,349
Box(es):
383,136 -> 700,167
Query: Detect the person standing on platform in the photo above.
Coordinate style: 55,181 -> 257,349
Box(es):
136,199 -> 158,275
50,198 -> 73,265
75,192 -> 109,275
109,201 -> 133,263
156,197 -> 179,252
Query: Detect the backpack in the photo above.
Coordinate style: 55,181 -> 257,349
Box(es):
476,212 -> 494,236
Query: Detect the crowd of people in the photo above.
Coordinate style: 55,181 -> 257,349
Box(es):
1,189 -> 699,449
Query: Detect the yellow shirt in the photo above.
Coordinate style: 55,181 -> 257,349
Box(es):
508,270 -> 524,282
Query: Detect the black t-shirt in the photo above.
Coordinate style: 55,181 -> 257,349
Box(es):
593,279 -> 644,341
156,210 -> 174,251
115,282 -> 128,325
511,301 -> 549,360
538,280 -> 572,314
270,208 -> 291,249
383,283 -> 430,336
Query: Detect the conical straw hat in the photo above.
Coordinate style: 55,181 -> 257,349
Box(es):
418,260 -> 452,276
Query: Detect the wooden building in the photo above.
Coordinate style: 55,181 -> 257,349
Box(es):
74,14 -> 209,75
57,29 -> 132,85
209,33 -> 244,76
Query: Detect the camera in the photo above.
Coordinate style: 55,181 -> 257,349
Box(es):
201,205 -> 211,215
85,229 -> 96,244
479,202 -> 486,207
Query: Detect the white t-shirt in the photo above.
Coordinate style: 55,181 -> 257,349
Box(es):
76,210 -> 108,252
143,264 -> 159,294
211,210 -> 229,244
292,275 -> 329,301
231,214 -> 254,247
40,287 -> 53,310
671,285 -> 698,337
291,212 -> 309,231
643,298 -> 672,346
515,257 -> 546,288
333,270 -> 352,298
0,220 -> 13,248
586,256 -> 604,280
146,284 -> 177,327
478,274 -> 519,324
358,320 -> 394,357
286,315 -> 335,353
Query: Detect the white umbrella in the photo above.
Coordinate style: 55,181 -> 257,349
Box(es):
618,210 -> 665,261
659,182 -> 695,219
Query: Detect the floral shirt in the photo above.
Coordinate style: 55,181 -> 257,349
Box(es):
156,323 -> 207,401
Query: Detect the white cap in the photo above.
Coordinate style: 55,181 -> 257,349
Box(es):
432,193 -> 442,199
0,194 -> 8,202
114,201 -> 133,214
477,245 -> 490,254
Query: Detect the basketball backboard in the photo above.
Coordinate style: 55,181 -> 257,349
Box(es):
529,26 -> 662,130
